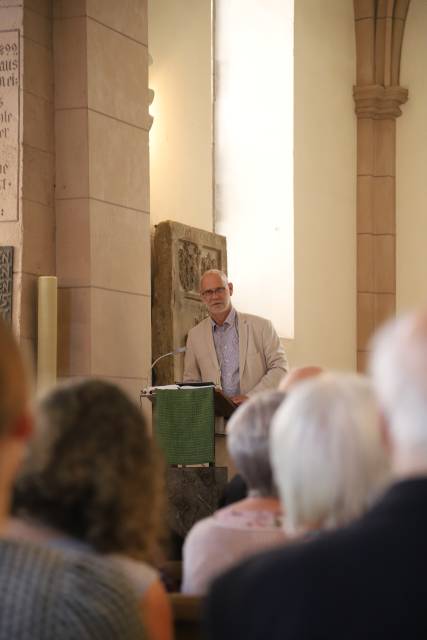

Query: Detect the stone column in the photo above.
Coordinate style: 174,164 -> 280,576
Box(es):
354,0 -> 410,371
0,0 -> 55,364
54,0 -> 151,399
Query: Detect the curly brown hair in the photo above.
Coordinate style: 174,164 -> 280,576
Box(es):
13,379 -> 165,561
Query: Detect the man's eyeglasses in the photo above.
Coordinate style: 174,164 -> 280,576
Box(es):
201,286 -> 226,299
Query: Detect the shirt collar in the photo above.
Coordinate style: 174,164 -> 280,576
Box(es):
211,307 -> 236,330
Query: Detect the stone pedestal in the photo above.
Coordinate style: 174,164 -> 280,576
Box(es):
166,466 -> 228,539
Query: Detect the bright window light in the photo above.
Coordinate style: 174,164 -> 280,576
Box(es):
214,0 -> 294,338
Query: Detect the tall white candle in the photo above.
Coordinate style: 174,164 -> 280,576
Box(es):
37,276 -> 57,393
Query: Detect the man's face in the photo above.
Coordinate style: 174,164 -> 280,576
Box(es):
200,273 -> 233,318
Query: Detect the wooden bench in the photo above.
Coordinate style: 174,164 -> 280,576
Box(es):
169,593 -> 203,640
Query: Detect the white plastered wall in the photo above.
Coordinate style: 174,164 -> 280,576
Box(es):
148,0 -> 213,231
284,0 -> 356,370
396,0 -> 427,313
148,0 -> 357,371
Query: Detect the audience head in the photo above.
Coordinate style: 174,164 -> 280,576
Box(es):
0,318 -> 32,519
271,373 -> 389,536
13,379 -> 164,560
0,317 -> 30,439
227,390 -> 287,497
279,365 -> 323,393
370,310 -> 427,473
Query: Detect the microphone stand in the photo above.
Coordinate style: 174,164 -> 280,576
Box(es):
150,346 -> 186,386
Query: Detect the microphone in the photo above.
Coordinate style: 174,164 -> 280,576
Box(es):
140,348 -> 187,404
151,346 -> 186,370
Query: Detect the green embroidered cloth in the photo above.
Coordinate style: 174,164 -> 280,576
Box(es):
154,388 -> 215,464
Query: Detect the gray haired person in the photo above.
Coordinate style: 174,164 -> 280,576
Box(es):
204,371 -> 395,640
182,391 -> 288,595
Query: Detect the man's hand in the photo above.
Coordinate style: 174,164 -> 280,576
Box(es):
231,394 -> 249,406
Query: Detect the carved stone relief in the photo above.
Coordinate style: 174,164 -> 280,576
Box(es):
0,245 -> 13,324
200,248 -> 220,275
152,221 -> 227,385
178,240 -> 200,292
192,307 -> 208,330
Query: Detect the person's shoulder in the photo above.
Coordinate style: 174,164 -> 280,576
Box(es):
108,553 -> 158,597
210,538 -> 305,593
204,544 -> 298,639
237,312 -> 271,327
182,515 -> 222,594
0,538 -> 144,638
187,316 -> 211,337
205,528 -> 354,626
57,549 -> 145,638
0,536 -> 67,576
207,521 -> 365,609
184,514 -> 218,551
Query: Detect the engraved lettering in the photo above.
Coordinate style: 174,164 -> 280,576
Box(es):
0,30 -> 19,222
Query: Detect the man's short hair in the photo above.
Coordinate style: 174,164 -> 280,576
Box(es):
227,390 -> 286,496
199,269 -> 229,289
370,310 -> 427,457
271,373 -> 389,534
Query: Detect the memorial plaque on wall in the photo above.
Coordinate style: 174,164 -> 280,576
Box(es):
0,30 -> 20,222
152,220 -> 227,385
0,246 -> 13,324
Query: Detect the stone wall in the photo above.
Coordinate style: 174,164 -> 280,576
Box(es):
0,0 -> 151,402
54,0 -> 151,401
0,0 -> 55,370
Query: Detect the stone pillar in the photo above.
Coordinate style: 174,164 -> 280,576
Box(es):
353,0 -> 410,371
54,0 -> 151,399
0,0 -> 55,364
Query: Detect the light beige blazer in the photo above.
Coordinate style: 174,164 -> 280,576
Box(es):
183,310 -> 288,396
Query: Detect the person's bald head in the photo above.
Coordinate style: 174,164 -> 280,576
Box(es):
279,366 -> 324,393
0,318 -> 28,438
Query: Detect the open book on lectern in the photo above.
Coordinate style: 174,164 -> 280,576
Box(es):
141,383 -> 236,418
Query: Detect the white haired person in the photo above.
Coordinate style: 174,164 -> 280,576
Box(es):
204,373 -> 391,640
271,373 -> 390,537
182,391 -> 288,595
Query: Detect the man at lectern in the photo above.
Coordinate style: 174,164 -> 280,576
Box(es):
183,269 -> 288,410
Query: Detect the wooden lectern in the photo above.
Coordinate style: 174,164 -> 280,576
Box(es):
142,385 -> 236,466
141,385 -> 236,537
